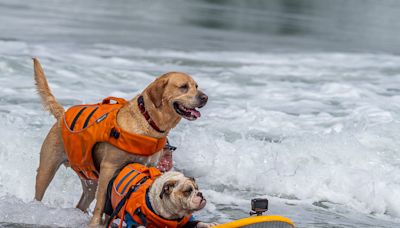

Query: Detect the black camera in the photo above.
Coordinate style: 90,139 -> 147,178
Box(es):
250,198 -> 268,216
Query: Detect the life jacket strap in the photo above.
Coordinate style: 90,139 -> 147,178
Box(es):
133,207 -> 148,226
107,176 -> 149,228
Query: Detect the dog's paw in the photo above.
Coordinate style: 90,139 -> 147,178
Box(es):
196,222 -> 219,228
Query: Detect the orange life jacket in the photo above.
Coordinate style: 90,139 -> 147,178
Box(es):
108,163 -> 191,228
61,97 -> 167,180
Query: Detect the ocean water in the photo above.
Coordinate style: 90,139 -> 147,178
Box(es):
1,0 -> 400,227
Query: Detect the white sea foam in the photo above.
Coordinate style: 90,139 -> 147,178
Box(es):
1,41 -> 400,227
0,196 -> 89,227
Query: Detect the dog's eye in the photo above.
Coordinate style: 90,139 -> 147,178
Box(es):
185,187 -> 193,195
195,84 -> 198,89
179,84 -> 189,92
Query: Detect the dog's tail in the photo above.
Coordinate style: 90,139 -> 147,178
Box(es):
33,58 -> 65,120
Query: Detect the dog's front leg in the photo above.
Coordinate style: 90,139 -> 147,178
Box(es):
89,162 -> 118,227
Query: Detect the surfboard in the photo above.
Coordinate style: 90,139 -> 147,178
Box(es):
214,215 -> 295,228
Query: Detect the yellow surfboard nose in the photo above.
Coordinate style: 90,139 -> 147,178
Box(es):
214,215 -> 295,228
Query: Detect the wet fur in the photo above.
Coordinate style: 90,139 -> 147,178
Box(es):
32,58 -> 207,226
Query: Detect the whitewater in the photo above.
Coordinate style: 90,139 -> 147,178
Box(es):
1,41 -> 400,227
1,0 -> 400,227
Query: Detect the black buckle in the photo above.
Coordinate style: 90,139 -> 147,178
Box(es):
164,140 -> 177,151
110,128 -> 120,139
164,144 -> 177,151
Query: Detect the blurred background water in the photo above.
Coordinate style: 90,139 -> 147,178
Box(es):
1,0 -> 400,227
2,0 -> 400,53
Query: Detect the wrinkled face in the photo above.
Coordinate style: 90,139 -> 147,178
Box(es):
159,174 -> 206,213
146,72 -> 208,121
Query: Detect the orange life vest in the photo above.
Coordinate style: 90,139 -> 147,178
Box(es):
108,163 -> 191,228
61,97 -> 167,180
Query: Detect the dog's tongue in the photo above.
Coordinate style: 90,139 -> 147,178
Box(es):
189,109 -> 201,118
157,151 -> 173,172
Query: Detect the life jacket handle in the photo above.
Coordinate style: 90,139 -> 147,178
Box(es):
102,97 -> 127,105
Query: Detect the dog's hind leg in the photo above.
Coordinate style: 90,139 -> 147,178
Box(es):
35,123 -> 66,201
90,162 -> 119,226
76,179 -> 98,212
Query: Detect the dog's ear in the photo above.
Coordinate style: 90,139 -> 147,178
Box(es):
160,180 -> 177,199
146,77 -> 168,108
189,177 -> 198,189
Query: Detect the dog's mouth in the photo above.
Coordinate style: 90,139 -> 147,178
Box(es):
191,199 -> 207,211
197,198 -> 206,210
173,102 -> 201,120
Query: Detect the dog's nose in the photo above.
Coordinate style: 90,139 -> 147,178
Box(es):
197,192 -> 203,198
197,92 -> 208,107
200,94 -> 208,102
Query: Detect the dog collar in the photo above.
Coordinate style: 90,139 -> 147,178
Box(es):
137,96 -> 165,134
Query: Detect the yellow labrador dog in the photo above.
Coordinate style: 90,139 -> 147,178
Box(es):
32,58 -> 208,226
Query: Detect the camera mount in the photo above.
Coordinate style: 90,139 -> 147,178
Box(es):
250,198 -> 269,216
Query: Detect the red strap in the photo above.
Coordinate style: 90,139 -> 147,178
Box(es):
137,96 -> 165,133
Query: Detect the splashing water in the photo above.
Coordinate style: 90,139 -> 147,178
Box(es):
1,40 -> 400,227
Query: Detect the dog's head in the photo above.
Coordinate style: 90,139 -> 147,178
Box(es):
144,72 -> 208,121
151,171 -> 206,219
